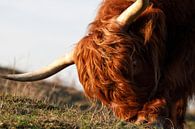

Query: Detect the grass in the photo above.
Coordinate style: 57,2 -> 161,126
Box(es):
0,95 -> 165,129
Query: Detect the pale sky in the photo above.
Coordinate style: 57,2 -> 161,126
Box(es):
0,0 -> 101,89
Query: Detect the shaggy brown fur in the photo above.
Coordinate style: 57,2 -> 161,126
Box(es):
74,0 -> 195,128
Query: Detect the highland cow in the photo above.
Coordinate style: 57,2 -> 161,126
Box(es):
1,0 -> 194,128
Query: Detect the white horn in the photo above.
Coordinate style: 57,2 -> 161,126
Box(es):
116,0 -> 149,27
0,50 -> 74,82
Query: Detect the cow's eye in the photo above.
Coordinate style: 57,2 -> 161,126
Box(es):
132,56 -> 143,76
132,60 -> 137,68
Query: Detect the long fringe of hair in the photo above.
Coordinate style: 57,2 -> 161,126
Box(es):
75,0 -> 167,121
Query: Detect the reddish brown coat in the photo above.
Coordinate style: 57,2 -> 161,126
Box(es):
75,0 -> 195,128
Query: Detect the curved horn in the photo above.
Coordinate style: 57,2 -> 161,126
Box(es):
0,50 -> 75,82
116,0 -> 149,26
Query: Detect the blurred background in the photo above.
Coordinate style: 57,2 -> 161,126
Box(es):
0,0 -> 101,90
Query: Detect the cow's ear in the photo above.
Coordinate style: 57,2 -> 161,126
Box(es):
138,6 -> 166,45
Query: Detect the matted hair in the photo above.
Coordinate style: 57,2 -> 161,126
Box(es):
75,0 -> 166,121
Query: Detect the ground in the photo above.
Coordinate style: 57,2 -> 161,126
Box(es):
0,95 -> 165,129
